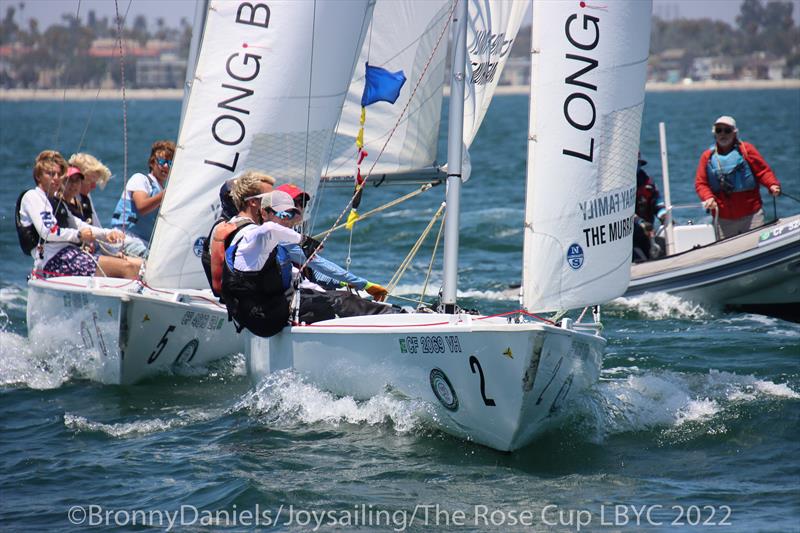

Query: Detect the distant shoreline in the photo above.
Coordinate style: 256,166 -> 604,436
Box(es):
1,79 -> 798,101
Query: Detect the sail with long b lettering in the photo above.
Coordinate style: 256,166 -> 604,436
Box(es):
522,1 -> 651,312
145,0 -> 374,290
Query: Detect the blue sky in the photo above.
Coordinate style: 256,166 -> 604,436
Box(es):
4,0 -> 800,30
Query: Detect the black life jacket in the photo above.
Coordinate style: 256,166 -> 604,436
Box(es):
67,194 -> 95,224
220,227 -> 290,338
635,169 -> 658,224
49,196 -> 72,229
15,191 -> 40,256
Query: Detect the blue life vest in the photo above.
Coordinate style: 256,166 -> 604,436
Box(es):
110,173 -> 162,242
706,145 -> 756,195
224,238 -> 293,292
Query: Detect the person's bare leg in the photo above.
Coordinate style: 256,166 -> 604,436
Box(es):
95,255 -> 142,279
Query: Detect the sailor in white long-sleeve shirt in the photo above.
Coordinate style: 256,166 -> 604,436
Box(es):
17,152 -> 141,279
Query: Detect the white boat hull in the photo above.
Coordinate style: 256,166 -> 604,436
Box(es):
26,276 -> 244,384
627,215 -> 800,316
246,313 -> 604,451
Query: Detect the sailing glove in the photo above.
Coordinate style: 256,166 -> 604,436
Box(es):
365,282 -> 388,302
301,235 -> 323,258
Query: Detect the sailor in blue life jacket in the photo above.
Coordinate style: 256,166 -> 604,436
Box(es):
633,155 -> 667,262
695,116 -> 781,239
109,140 -> 175,257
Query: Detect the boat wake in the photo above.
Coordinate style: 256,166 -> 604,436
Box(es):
0,330 -> 103,389
611,292 -> 709,320
391,281 -> 517,302
584,368 -> 799,442
235,371 -> 433,435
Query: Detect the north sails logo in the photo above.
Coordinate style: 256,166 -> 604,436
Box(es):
566,243 -> 584,269
193,237 -> 206,257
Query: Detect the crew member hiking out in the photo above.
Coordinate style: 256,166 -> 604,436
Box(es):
220,189 -> 302,338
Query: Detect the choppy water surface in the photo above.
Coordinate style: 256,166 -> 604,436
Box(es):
1,90 -> 799,531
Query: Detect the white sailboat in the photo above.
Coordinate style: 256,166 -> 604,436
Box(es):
246,0 -> 652,451
25,1 -> 376,384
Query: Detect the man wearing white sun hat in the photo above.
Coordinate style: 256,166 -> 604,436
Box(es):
694,115 -> 781,239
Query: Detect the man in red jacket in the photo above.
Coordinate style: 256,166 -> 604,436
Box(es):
695,115 -> 781,239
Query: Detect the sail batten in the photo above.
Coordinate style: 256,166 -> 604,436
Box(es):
522,1 -> 652,312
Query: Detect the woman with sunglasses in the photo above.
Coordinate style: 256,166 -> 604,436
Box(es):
110,140 -> 176,257
695,115 -> 781,239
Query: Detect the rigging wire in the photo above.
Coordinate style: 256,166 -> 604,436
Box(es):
312,181 -> 438,240
386,202 -> 445,294
113,0 -> 130,244
298,0 -> 457,276
418,205 -> 446,308
53,0 -> 82,149
75,0 -> 133,155
300,0 -> 318,233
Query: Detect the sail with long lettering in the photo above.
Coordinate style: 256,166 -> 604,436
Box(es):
522,1 -> 651,312
145,0 -> 374,289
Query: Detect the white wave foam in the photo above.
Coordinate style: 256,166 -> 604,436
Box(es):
719,314 -> 800,335
0,286 -> 27,312
390,281 -> 516,302
0,331 -> 87,389
64,409 -> 218,438
612,292 -> 709,319
587,369 -> 799,439
236,371 -> 430,434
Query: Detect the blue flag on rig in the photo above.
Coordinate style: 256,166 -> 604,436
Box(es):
360,63 -> 406,107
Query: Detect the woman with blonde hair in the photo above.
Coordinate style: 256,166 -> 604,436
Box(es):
68,152 -> 112,226
18,151 -> 141,280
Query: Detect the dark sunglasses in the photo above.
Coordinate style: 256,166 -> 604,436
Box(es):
156,157 -> 172,166
274,209 -> 300,220
714,127 -> 734,135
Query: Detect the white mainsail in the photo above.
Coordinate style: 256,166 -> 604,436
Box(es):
522,0 -> 651,312
145,0 -> 375,290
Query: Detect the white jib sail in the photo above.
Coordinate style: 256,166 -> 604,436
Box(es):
522,0 -> 651,312
462,0 -> 530,148
145,0 -> 374,289
323,0 -> 451,180
325,0 -> 528,182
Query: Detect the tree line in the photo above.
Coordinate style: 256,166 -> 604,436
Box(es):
1,0 -> 797,89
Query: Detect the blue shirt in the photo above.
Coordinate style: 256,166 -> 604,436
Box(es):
281,242 -> 367,289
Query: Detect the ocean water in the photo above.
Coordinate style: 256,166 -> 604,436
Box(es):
1,89 -> 799,532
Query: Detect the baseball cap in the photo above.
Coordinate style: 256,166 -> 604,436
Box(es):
66,166 -> 84,179
713,116 -> 737,129
276,183 -> 311,206
261,190 -> 296,213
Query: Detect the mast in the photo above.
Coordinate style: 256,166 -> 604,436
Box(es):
180,0 -> 209,125
658,121 -> 676,255
441,0 -> 468,313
